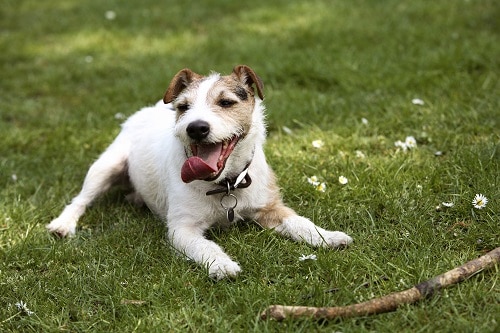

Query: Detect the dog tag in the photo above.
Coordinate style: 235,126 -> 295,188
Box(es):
220,193 -> 238,223
226,208 -> 235,222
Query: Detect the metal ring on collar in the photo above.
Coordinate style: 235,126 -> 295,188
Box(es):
220,193 -> 238,210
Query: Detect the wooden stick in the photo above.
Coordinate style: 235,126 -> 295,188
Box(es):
261,247 -> 500,321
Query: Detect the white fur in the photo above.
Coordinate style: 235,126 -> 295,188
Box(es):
47,70 -> 352,280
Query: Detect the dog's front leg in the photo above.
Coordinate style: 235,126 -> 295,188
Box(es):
47,137 -> 129,237
167,222 -> 241,280
256,196 -> 353,248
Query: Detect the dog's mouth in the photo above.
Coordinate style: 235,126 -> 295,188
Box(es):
181,136 -> 240,183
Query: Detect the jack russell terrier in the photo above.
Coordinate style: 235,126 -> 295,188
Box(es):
47,65 -> 353,279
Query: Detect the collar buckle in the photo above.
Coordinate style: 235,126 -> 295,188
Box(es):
205,171 -> 252,196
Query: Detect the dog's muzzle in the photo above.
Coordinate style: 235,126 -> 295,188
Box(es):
181,121 -> 240,183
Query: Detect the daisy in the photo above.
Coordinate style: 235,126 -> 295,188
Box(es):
299,254 -> 317,261
442,202 -> 454,208
405,136 -> 417,149
312,139 -> 324,149
361,117 -> 369,125
338,176 -> 348,185
412,98 -> 425,106
307,176 -> 320,186
105,10 -> 116,20
15,301 -> 34,316
472,194 -> 488,209
355,150 -> 366,159
114,112 -> 126,120
394,140 -> 408,152
394,136 -> 417,152
316,182 -> 327,193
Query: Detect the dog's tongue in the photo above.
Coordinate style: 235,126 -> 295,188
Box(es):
181,143 -> 222,183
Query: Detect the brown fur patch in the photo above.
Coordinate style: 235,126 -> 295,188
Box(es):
208,77 -> 256,134
231,65 -> 264,100
169,72 -> 258,131
166,66 -> 263,131
163,68 -> 204,104
255,170 -> 296,228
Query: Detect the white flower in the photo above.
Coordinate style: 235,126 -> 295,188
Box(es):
412,98 -> 425,106
15,301 -> 34,316
307,176 -> 320,186
355,150 -> 366,159
394,140 -> 408,152
299,254 -> 317,261
405,136 -> 417,149
442,202 -> 454,208
472,194 -> 488,209
312,139 -> 324,149
338,176 -> 348,185
114,112 -> 126,120
316,182 -> 326,192
307,176 -> 326,192
105,10 -> 116,20
11,174 -> 17,181
84,55 -> 94,63
394,136 -> 417,152
361,117 -> 369,125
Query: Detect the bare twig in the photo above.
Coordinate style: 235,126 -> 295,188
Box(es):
261,247 -> 500,321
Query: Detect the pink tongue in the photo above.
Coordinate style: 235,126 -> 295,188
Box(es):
181,157 -> 217,183
181,143 -> 222,183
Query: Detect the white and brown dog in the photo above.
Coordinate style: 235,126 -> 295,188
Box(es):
47,65 -> 352,279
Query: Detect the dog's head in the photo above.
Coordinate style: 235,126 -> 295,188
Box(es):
163,65 -> 265,184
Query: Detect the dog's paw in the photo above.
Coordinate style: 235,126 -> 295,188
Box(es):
207,258 -> 241,280
319,230 -> 353,248
46,218 -> 76,237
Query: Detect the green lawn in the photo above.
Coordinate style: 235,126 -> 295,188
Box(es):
1,0 -> 499,332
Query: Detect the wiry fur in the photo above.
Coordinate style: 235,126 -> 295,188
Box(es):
47,65 -> 352,280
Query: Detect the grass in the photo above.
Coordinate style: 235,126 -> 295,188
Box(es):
1,0 -> 499,331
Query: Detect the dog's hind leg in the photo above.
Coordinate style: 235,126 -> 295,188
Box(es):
47,135 -> 130,237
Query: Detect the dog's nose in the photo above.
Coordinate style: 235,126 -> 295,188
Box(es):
186,120 -> 210,140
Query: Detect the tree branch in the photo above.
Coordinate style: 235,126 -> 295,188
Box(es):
261,247 -> 500,321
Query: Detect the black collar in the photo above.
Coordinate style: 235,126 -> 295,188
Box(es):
205,165 -> 252,196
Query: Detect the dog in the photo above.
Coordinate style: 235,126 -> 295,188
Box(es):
47,65 -> 353,279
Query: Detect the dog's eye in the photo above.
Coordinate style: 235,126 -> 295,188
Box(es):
176,103 -> 190,112
218,99 -> 237,108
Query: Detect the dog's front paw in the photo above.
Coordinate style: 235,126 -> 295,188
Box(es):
320,230 -> 353,248
46,217 -> 76,237
207,258 -> 241,280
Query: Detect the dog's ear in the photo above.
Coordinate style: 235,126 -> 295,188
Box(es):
232,65 -> 264,100
163,69 -> 203,104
